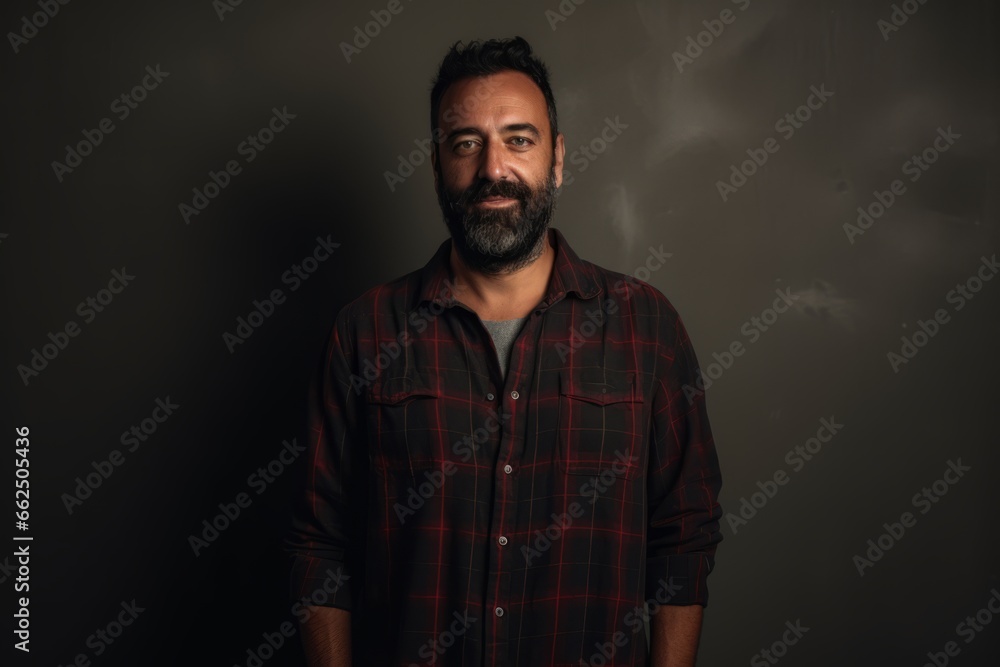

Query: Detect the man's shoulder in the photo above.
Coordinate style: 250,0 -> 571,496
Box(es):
331,265 -> 424,331
582,255 -> 684,324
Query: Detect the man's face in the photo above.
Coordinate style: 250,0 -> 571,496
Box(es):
432,70 -> 565,275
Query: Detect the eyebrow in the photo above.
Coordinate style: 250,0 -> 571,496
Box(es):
445,123 -> 542,142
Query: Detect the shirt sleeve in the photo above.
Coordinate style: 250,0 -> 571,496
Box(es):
645,303 -> 724,607
284,309 -> 367,612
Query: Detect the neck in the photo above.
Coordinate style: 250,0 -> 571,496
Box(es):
448,228 -> 555,320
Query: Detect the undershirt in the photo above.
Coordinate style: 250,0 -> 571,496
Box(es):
481,317 -> 528,380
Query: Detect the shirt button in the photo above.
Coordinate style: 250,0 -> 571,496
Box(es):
486,392 -> 495,401
510,390 -> 519,400
498,536 -> 507,546
495,607 -> 504,617
503,464 -> 512,474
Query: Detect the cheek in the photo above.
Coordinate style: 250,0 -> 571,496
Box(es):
442,171 -> 476,196
441,160 -> 474,189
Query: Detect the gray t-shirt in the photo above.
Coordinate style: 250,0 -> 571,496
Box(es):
481,317 -> 528,380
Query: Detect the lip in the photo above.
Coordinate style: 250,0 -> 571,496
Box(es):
475,197 -> 517,207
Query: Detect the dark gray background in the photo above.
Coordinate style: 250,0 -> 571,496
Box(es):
2,0 -> 998,665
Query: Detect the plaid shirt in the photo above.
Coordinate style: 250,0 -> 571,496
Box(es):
285,226 -> 723,666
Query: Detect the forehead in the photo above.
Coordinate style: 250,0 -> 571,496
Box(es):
437,70 -> 549,134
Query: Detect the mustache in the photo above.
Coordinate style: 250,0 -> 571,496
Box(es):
450,179 -> 531,209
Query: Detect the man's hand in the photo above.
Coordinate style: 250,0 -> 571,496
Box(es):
650,604 -> 704,667
301,606 -> 351,667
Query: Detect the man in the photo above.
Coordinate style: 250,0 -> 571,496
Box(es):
285,36 -> 723,666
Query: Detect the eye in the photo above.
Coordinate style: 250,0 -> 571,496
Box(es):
453,140 -> 479,154
510,137 -> 533,148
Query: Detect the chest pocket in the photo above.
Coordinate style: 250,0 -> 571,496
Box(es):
366,371 -> 443,475
557,368 -> 644,480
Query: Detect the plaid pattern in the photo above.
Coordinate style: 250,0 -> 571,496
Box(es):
285,227 -> 723,666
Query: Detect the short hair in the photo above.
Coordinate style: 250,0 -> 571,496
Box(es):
429,36 -> 559,149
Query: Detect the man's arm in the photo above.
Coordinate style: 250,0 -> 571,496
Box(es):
301,606 -> 351,667
285,310 -> 366,665
650,604 -> 703,667
645,297 -> 724,664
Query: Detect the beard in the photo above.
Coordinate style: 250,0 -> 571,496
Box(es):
435,161 -> 558,275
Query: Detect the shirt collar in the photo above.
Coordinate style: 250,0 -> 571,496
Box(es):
414,226 -> 603,311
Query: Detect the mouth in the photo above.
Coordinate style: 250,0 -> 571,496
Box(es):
475,197 -> 518,207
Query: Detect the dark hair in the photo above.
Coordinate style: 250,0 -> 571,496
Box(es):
429,36 -> 559,148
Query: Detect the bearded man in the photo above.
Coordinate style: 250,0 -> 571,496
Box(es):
285,35 -> 723,667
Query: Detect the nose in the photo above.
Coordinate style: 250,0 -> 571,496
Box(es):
477,139 -> 511,182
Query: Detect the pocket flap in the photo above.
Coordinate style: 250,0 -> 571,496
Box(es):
368,373 -> 440,405
558,368 -> 641,405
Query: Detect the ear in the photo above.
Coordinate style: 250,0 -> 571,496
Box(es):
552,132 -> 565,189
431,145 -> 439,191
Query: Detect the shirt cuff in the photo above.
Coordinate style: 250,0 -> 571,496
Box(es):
288,553 -> 356,612
645,552 -> 714,607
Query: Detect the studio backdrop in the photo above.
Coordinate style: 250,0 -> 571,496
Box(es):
2,0 -> 997,665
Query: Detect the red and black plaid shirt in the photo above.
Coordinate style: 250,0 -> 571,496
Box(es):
285,226 -> 723,666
